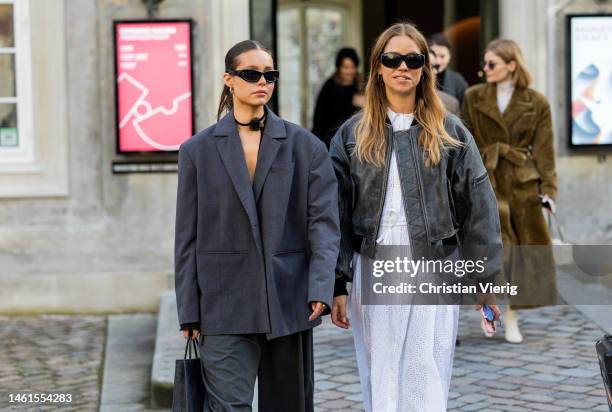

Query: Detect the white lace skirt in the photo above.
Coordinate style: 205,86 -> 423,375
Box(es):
349,222 -> 459,412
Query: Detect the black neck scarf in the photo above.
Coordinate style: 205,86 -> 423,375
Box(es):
235,112 -> 266,131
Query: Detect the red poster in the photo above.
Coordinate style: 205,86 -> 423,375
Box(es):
114,21 -> 193,153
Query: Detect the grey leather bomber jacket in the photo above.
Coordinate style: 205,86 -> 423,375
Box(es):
329,113 -> 503,296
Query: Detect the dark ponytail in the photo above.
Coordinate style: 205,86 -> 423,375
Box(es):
217,85 -> 233,121
216,40 -> 273,120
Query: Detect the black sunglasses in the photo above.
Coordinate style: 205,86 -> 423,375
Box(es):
483,61 -> 497,70
380,52 -> 426,69
229,69 -> 279,83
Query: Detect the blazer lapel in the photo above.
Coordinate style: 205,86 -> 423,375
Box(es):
253,108 -> 287,203
214,112 -> 260,231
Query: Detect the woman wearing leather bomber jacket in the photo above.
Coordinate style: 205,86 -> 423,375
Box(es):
329,23 -> 503,411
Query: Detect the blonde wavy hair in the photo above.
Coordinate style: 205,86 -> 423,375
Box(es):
355,22 -> 459,167
485,38 -> 532,90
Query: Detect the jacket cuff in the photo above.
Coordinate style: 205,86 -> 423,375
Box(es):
179,322 -> 200,331
334,277 -> 349,297
540,185 -> 557,202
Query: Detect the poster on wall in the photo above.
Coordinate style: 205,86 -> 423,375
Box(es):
567,14 -> 612,148
114,20 -> 194,154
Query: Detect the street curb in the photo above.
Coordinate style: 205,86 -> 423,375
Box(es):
100,314 -> 157,411
150,291 -> 182,408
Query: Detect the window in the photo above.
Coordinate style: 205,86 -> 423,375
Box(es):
0,0 -> 68,197
0,0 -> 33,165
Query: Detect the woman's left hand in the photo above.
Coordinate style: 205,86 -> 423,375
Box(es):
540,193 -> 556,213
474,303 -> 502,321
182,328 -> 200,340
308,301 -> 327,321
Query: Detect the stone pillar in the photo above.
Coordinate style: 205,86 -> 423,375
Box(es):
499,0 -> 550,95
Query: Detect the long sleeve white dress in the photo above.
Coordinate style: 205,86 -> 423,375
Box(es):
349,109 -> 459,412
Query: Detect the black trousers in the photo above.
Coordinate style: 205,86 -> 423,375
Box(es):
197,329 -> 314,412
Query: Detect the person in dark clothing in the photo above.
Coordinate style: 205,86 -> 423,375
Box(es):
428,33 -> 469,104
312,47 -> 364,149
428,47 -> 460,114
175,39 -> 340,411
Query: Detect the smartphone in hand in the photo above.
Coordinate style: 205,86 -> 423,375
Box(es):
481,304 -> 497,337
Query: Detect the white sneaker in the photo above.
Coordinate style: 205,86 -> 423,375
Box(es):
504,309 -> 523,343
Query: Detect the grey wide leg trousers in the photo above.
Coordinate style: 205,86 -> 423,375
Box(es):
197,329 -> 314,412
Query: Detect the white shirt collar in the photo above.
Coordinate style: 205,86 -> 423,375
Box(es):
387,108 -> 415,132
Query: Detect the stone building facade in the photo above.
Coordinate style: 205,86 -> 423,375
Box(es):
0,0 -> 609,313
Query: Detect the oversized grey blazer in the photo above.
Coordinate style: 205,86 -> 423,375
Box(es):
174,107 -> 340,339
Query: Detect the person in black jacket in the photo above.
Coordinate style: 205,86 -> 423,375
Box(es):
312,47 -> 364,149
428,47 -> 460,114
428,33 -> 469,104
329,23 -> 502,411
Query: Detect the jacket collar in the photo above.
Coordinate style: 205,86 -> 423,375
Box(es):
502,86 -> 534,127
213,105 -> 287,139
475,83 -> 534,132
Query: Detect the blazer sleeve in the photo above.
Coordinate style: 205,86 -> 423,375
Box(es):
306,141 -> 341,312
450,124 -> 503,283
174,144 -> 201,326
329,128 -> 353,296
531,102 -> 558,201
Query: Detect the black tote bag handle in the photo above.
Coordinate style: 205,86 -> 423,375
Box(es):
183,336 -> 200,360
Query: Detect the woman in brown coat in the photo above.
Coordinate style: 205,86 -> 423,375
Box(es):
462,39 -> 557,343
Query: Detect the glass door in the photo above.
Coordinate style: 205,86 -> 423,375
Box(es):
277,1 -> 348,128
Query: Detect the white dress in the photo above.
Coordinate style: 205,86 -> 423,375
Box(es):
349,110 -> 459,412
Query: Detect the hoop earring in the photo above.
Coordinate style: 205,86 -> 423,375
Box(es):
229,87 -> 233,94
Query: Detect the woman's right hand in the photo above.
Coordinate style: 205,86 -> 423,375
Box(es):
182,328 -> 200,340
331,295 -> 350,329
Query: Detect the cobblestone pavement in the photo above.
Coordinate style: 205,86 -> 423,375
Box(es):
0,316 -> 106,411
313,305 -> 610,412
0,306 -> 608,412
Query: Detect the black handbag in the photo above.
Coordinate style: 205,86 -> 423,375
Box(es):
172,336 -> 206,412
595,334 -> 612,411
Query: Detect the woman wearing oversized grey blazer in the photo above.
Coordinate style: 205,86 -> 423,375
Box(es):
174,40 -> 340,411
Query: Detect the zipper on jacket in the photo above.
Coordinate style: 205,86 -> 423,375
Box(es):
398,129 -> 415,253
373,124 -> 394,246
410,128 -> 430,243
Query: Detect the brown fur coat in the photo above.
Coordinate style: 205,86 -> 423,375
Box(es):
462,83 -> 558,308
